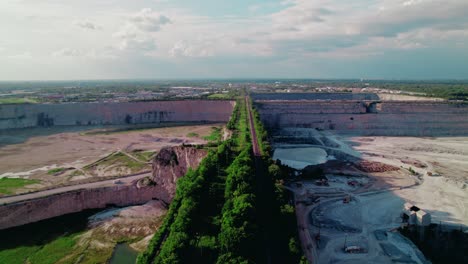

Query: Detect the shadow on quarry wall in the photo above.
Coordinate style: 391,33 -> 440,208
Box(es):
0,125 -> 105,146
0,209 -> 101,251
400,222 -> 468,264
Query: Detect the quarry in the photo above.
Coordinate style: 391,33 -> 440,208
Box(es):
0,93 -> 467,263
0,99 -> 231,263
254,93 -> 468,264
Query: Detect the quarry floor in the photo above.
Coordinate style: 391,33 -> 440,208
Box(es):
0,200 -> 167,263
281,134 -> 468,264
349,136 -> 468,227
0,123 -> 222,196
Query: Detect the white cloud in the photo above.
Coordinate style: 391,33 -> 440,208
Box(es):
52,48 -> 81,57
403,0 -> 424,7
113,23 -> 157,52
0,0 -> 467,79
111,8 -> 172,53
118,37 -> 157,52
169,40 -> 213,58
74,20 -> 101,30
128,8 -> 171,32
7,52 -> 32,59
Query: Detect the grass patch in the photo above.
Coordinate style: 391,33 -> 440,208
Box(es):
0,209 -> 101,264
0,97 -> 37,104
203,127 -> 222,142
28,235 -> 78,264
47,168 -> 66,175
0,246 -> 40,264
0,178 -> 40,195
187,132 -> 199,138
85,152 -> 148,173
132,150 -> 156,162
207,93 -> 231,99
70,170 -> 83,177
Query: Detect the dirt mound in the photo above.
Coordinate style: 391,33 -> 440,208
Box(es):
400,159 -> 427,168
355,160 -> 399,173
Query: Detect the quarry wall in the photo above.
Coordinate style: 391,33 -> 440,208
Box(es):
0,184 -> 167,230
255,100 -> 468,136
251,93 -> 379,101
0,100 -> 235,129
0,146 -> 207,230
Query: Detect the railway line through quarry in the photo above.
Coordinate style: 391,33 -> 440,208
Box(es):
245,96 -> 272,264
1,93 -> 467,263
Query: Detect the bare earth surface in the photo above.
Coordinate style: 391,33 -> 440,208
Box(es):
376,93 -> 444,101
0,124 -> 222,194
284,134 -> 467,264
349,136 -> 468,226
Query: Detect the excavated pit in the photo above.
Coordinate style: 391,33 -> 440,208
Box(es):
255,93 -> 467,264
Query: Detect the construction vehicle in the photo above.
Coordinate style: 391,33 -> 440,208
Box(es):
345,246 -> 363,253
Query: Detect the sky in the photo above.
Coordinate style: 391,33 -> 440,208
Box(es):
1,0 -> 468,80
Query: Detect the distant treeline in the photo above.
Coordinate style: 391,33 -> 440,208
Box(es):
363,81 -> 468,100
2,79 -> 467,101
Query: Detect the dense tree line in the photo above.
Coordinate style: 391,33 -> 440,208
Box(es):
138,97 -> 306,263
138,98 -> 261,263
250,102 -> 307,263
217,146 -> 258,263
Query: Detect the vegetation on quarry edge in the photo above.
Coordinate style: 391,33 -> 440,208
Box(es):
138,95 -> 306,263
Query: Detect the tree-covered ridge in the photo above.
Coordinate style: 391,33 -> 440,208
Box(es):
137,98 -> 256,263
249,99 -> 307,264
138,95 -> 306,263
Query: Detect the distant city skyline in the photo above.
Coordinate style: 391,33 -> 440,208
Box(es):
1,0 -> 468,80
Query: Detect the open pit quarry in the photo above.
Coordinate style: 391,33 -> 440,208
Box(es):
0,99 -> 227,232
0,145 -> 207,230
254,98 -> 468,137
253,93 -> 468,264
1,94 -> 467,263
0,100 -> 234,129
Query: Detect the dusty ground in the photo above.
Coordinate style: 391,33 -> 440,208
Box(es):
377,93 -> 444,101
282,134 -> 467,263
348,136 -> 468,226
0,123 -> 223,194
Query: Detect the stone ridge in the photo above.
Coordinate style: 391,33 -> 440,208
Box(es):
151,145 -> 208,199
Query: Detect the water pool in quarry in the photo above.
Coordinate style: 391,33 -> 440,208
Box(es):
273,147 -> 328,169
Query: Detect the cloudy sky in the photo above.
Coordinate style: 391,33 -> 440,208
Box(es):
1,0 -> 468,80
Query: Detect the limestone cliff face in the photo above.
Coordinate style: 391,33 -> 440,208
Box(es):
0,184 -> 167,230
151,146 -> 207,199
255,100 -> 468,137
0,100 -> 235,129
